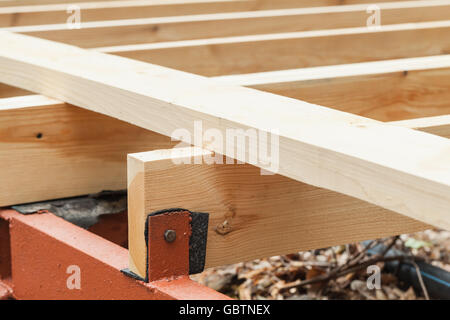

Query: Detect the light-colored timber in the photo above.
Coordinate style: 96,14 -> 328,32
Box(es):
0,32 -> 449,233
0,94 -> 448,208
0,95 -> 176,206
127,146 -> 431,278
3,1 -> 449,47
0,82 -> 30,98
213,55 -> 450,121
2,55 -> 450,123
97,20 -> 450,76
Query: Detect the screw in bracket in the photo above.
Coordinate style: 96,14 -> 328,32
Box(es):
164,229 -> 176,243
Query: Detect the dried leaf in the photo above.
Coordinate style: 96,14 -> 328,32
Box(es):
401,287 -> 416,300
405,238 -> 432,249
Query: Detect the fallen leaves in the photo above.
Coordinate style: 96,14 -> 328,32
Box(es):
191,229 -> 448,300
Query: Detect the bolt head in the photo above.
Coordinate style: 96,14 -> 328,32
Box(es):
164,229 -> 176,243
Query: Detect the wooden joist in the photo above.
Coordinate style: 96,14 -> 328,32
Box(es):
0,95 -> 176,206
1,91 -> 449,207
127,146 -> 428,278
98,20 -> 450,76
0,32 -> 449,233
214,55 -> 450,121
0,97 -> 448,277
2,55 -> 450,123
392,115 -> 450,138
0,0 -> 402,7
0,0 -> 448,283
0,82 -> 30,98
127,115 -> 450,276
4,1 -> 450,48
0,0 -> 411,27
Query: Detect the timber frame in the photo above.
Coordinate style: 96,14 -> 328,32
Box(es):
0,0 -> 449,299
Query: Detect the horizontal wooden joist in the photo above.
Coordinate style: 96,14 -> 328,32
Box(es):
3,1 -> 449,47
392,115 -> 450,138
0,32 -> 449,232
127,147 -> 430,278
0,94 -> 448,207
0,0 -> 415,26
2,55 -> 450,123
0,0 -> 129,5
214,55 -> 450,121
97,20 -> 450,76
0,82 -> 30,98
0,95 -> 177,206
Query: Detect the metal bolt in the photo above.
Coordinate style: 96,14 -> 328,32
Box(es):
164,229 -> 176,243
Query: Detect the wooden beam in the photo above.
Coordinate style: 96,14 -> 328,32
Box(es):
128,115 -> 450,277
1,93 -> 448,207
0,0 -> 417,11
0,31 -> 449,231
392,115 -> 450,138
214,55 -> 450,121
100,20 -> 450,76
3,55 -> 450,122
127,147 -> 429,278
0,0 -> 127,6
0,0 -> 272,27
128,115 -> 450,278
0,0 -> 416,6
4,1 -> 449,47
0,82 -> 30,98
0,95 -> 176,206
0,0 -> 413,27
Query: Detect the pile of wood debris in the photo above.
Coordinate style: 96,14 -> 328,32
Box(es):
192,230 -> 449,300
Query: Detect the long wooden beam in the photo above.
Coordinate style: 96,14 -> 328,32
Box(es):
1,92 -> 449,208
128,116 -> 450,278
3,54 -> 450,122
0,95 -> 176,206
127,114 -> 450,278
4,1 -> 449,47
392,115 -> 450,138
0,95 -> 447,208
127,147 -> 428,278
214,55 -> 450,121
0,31 -> 449,231
2,55 -> 450,123
0,0 -> 402,7
0,0 -> 414,26
98,20 -> 450,76
0,82 -> 30,98
0,0 -> 127,5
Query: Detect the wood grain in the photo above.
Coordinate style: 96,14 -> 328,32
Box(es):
213,55 -> 450,121
1,31 -> 449,231
0,0 -> 418,24
103,21 -> 450,76
5,1 -> 449,47
128,116 -> 450,277
0,95 -> 176,206
0,82 -> 30,98
127,147 -> 430,278
3,56 -> 450,123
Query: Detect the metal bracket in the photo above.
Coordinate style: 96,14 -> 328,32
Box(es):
122,208 -> 209,282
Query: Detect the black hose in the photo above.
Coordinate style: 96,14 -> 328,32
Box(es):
363,241 -> 450,299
